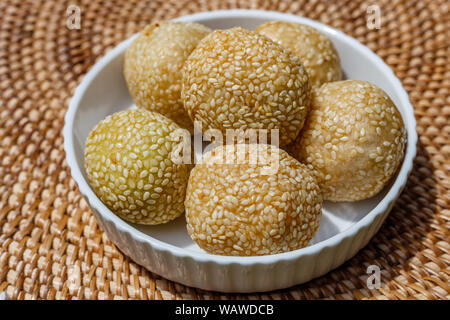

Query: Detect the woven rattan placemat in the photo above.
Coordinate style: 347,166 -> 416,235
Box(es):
0,0 -> 449,300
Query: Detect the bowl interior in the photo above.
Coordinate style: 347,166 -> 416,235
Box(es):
70,12 -> 410,255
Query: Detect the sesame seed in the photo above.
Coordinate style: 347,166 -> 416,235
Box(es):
289,80 -> 406,201
182,27 -> 311,146
255,21 -> 341,88
124,21 -> 211,132
84,109 -> 190,225
185,144 -> 322,256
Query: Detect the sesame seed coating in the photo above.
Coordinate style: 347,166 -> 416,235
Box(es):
124,22 -> 211,132
182,27 -> 311,146
255,21 -> 341,88
84,109 -> 190,225
185,144 -> 322,256
290,80 -> 406,202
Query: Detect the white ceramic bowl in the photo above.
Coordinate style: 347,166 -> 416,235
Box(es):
63,9 -> 417,293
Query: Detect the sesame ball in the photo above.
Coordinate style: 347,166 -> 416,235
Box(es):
290,80 -> 406,202
124,22 -> 211,132
84,109 -> 190,225
182,27 -> 311,147
185,144 -> 322,256
255,21 -> 341,88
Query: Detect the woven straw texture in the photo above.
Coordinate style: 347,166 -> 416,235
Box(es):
0,0 -> 449,300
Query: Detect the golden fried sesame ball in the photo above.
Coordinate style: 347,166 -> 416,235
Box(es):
255,21 -> 341,88
84,109 -> 190,225
185,144 -> 322,256
124,22 -> 211,132
182,27 -> 311,147
290,80 -> 406,202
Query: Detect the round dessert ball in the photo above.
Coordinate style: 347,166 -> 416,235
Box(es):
185,143 -> 322,256
255,21 -> 341,88
182,27 -> 311,147
290,80 -> 406,202
124,22 -> 211,132
84,109 -> 190,225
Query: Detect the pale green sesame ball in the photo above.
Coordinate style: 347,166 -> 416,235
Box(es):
255,21 -> 341,88
185,144 -> 322,256
124,22 -> 211,132
182,27 -> 311,147
84,109 -> 190,225
290,80 -> 406,202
